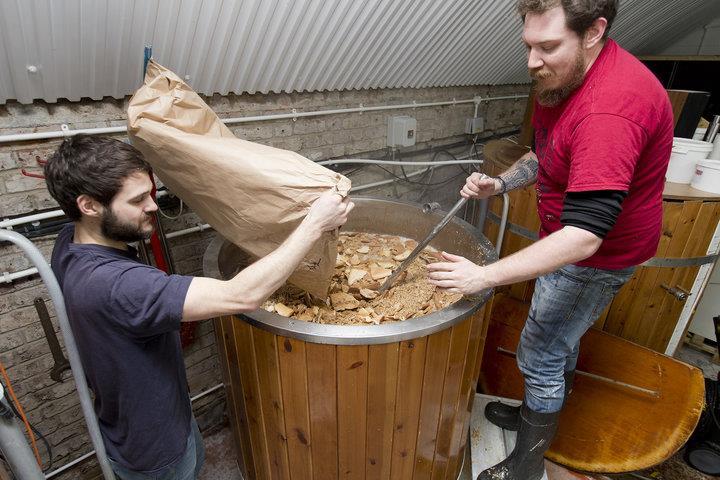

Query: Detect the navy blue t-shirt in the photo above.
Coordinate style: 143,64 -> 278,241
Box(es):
50,224 -> 193,472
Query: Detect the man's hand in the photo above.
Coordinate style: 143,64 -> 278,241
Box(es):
427,252 -> 491,295
461,173 -> 500,200
303,190 -> 355,233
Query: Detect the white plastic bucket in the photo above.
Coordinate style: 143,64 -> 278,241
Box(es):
690,160 -> 720,194
710,135 -> 720,160
666,138 -> 714,184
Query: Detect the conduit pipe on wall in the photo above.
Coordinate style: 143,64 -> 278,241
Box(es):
0,190 -> 169,230
2,158 -> 476,230
0,94 -> 528,144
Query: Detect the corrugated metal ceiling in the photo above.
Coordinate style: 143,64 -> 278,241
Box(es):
1,0 -> 719,105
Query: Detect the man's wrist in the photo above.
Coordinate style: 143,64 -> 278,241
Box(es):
493,176 -> 507,195
296,218 -> 323,242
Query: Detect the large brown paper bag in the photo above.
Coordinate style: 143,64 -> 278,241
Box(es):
127,61 -> 351,298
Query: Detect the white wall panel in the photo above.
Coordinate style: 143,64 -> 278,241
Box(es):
1,0 -> 719,105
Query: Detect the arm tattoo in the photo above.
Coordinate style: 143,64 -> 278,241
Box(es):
498,153 -> 538,192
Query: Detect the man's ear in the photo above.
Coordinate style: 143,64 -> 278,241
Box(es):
76,194 -> 104,218
584,17 -> 608,50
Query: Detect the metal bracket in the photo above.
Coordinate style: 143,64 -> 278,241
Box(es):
485,211 -> 539,241
642,254 -> 719,268
660,284 -> 691,302
484,212 -> 719,269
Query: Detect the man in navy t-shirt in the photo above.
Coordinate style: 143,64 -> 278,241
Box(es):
44,135 -> 353,479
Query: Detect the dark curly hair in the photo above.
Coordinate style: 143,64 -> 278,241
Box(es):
44,135 -> 151,220
518,0 -> 619,39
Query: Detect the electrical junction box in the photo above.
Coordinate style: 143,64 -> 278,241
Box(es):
465,117 -> 484,135
387,116 -> 417,147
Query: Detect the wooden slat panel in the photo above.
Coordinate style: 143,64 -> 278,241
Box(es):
235,322 -> 271,480
650,202 -> 720,351
446,312 -> 485,476
278,336 -> 313,480
306,343 -> 338,480
603,201 -> 685,338
214,317 -> 248,475
225,317 -> 260,479
252,327 -> 291,479
337,345 -> 369,480
366,343 -> 400,480
430,318 -> 473,480
639,201 -> 710,348
618,200 -> 701,345
412,328 -> 453,479
390,338 -> 429,479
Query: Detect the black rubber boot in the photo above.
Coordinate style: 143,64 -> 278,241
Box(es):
485,370 -> 575,431
477,404 -> 560,480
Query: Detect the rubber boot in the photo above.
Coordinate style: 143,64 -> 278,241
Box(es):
484,370 -> 575,431
476,404 -> 560,480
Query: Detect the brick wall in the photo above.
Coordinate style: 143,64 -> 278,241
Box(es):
0,82 -> 527,478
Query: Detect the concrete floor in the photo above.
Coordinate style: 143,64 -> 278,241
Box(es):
198,344 -> 719,480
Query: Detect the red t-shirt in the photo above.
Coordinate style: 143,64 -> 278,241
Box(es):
533,39 -> 673,270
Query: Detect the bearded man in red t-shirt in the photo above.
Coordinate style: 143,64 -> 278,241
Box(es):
427,1 -> 673,479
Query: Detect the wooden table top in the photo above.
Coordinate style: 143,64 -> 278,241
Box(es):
663,182 -> 720,201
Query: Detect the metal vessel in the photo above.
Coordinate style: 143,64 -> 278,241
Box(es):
203,197 -> 497,480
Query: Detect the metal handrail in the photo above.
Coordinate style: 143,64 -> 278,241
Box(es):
0,230 -> 115,479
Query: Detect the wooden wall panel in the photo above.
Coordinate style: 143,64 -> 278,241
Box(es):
306,343 -> 338,480
253,328 -> 291,479
365,343 -> 400,479
278,337 -> 314,480
413,329 -> 452,479
338,345 -> 369,480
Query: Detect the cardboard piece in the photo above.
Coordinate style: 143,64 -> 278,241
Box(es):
127,61 -> 351,297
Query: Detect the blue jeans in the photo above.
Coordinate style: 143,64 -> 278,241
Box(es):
108,416 -> 205,480
516,264 -> 634,413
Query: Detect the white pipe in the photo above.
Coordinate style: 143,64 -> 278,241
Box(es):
319,159 -> 480,167
1,267 -> 39,284
350,166 -> 433,193
3,157 -> 482,283
164,224 -> 211,240
2,158 -> 477,230
44,451 -> 96,479
44,382 -> 225,479
1,190 -> 169,230
0,94 -> 527,144
189,383 -> 224,403
1,211 -> 64,229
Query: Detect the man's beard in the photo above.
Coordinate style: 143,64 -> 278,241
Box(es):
101,207 -> 153,243
531,48 -> 586,107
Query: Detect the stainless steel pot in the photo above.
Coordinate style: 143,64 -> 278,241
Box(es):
202,197 -> 497,345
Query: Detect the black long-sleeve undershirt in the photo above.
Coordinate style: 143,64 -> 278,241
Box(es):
560,190 -> 628,239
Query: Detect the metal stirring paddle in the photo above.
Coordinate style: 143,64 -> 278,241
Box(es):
378,196 -> 468,294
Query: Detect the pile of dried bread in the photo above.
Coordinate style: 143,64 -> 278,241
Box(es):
262,232 -> 462,325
